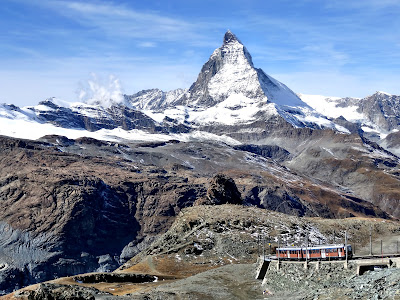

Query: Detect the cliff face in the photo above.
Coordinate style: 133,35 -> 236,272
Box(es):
0,136 -> 207,293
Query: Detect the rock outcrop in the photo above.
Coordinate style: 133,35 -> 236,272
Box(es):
195,174 -> 242,206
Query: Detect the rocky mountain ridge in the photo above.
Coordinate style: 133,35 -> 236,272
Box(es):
0,133 -> 394,294
299,92 -> 400,155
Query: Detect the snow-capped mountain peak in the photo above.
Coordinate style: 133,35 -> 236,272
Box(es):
375,91 -> 392,96
215,30 -> 254,67
125,31 -> 341,131
171,30 -> 309,112
223,29 -> 239,44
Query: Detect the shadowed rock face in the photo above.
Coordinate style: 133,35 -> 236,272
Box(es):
0,136 -> 207,294
233,144 -> 290,163
195,174 -> 242,206
30,100 -> 191,134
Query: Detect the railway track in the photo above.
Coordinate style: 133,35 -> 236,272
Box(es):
352,253 -> 400,260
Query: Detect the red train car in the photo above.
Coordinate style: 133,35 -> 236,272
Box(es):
276,244 -> 352,260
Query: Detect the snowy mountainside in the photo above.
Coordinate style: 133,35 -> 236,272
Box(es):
125,88 -> 186,111
171,30 -> 307,109
0,99 -> 239,145
299,91 -> 400,140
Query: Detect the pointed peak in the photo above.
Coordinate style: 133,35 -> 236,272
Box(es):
223,30 -> 241,44
375,91 -> 391,96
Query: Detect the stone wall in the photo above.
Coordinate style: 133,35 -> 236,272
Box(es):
262,260 -> 356,292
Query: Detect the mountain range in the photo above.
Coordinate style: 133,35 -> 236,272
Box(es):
0,30 -> 399,295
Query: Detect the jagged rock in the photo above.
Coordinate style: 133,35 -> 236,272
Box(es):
15,283 -> 110,300
195,174 -> 242,206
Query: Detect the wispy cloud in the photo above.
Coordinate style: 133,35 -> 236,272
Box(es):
37,0 -> 219,46
138,42 -> 157,48
324,0 -> 400,10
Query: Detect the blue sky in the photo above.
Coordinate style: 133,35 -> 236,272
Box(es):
1,0 -> 400,106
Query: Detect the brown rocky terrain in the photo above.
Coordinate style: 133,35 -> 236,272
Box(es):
0,133 -> 394,293
0,136 -> 207,292
6,204 -> 400,299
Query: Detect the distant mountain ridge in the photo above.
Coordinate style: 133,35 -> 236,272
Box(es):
299,92 -> 400,155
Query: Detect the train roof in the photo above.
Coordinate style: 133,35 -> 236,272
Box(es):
277,244 -> 351,251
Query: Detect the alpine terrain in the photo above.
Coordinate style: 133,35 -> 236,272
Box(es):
1,31 -> 400,298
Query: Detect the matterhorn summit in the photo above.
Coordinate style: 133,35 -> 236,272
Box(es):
172,30 -> 307,110
123,31 -> 346,130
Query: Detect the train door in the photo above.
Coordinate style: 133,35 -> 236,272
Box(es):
287,250 -> 290,259
321,249 -> 326,259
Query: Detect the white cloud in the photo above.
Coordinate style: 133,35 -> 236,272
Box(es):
77,73 -> 124,107
43,0 -> 216,46
138,42 -> 157,48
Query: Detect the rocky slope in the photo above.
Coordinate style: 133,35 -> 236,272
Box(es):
0,133 -> 392,294
7,204 -> 400,299
0,135 -> 206,293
